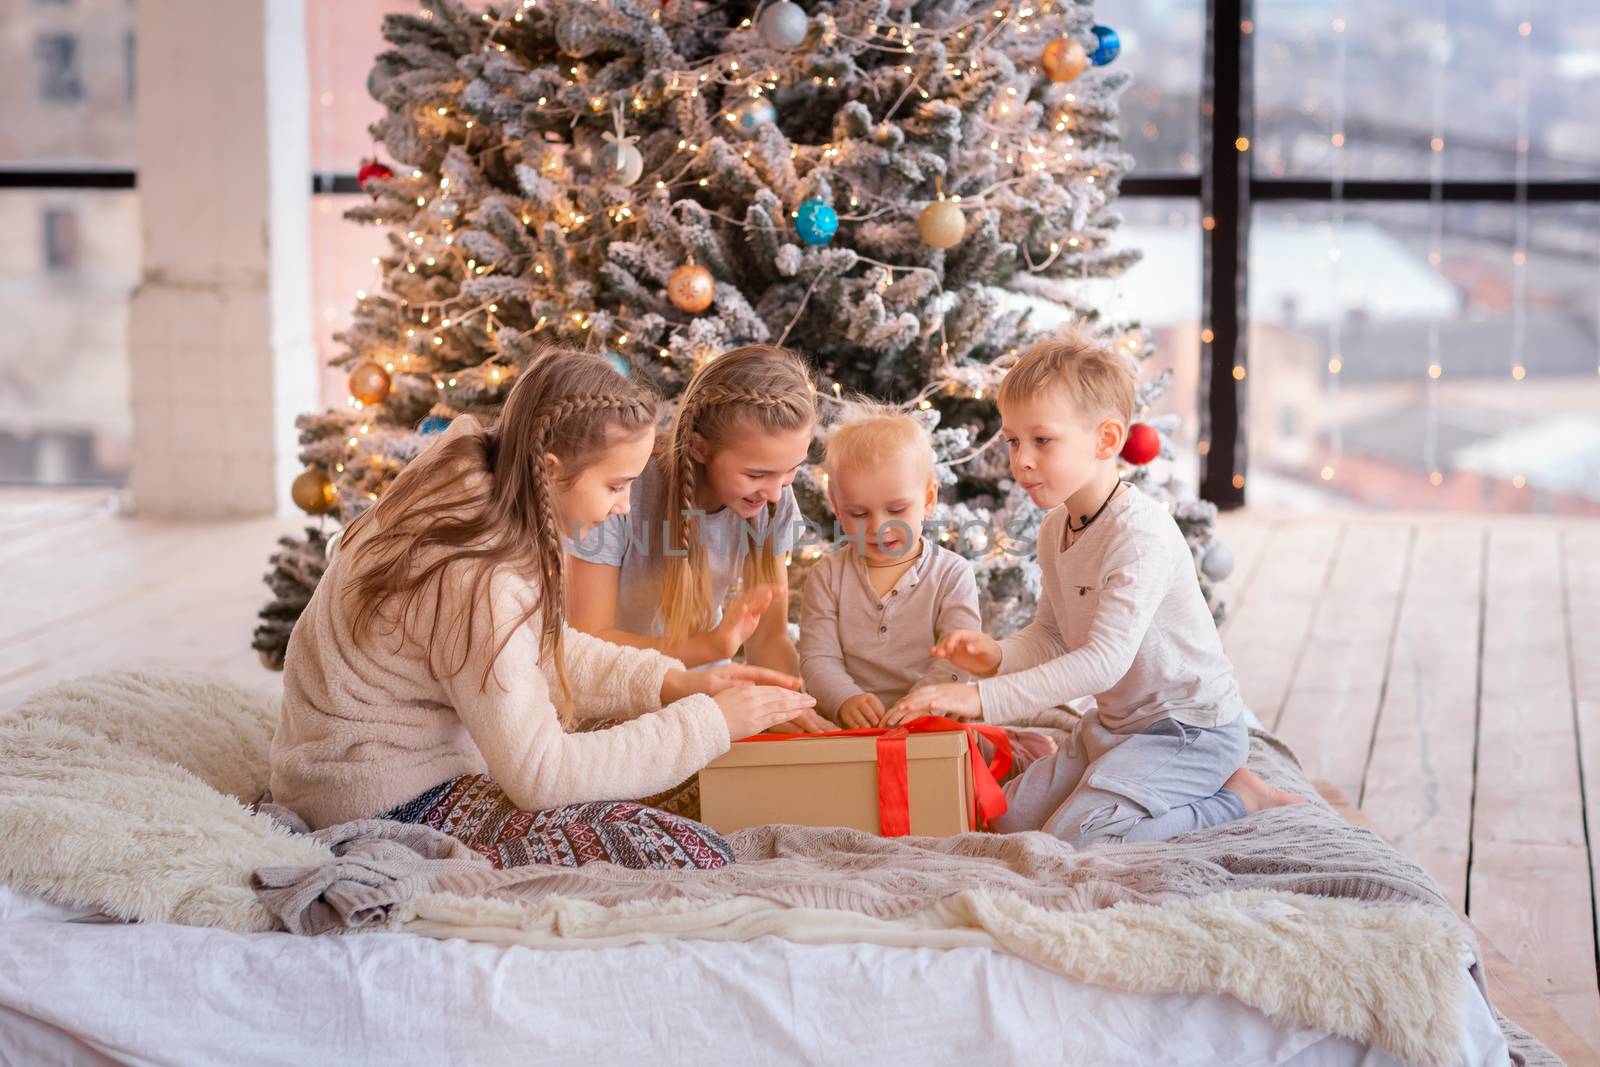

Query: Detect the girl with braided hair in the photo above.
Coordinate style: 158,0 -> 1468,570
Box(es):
569,345 -> 832,733
270,348 -> 815,869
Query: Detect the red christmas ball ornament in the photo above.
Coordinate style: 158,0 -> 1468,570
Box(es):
357,159 -> 394,189
1120,422 -> 1160,465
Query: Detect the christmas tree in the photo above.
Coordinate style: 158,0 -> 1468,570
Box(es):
255,0 -> 1232,668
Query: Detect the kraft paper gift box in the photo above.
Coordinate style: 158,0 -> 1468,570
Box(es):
697,726 -> 1002,837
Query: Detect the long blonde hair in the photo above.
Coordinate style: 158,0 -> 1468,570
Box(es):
340,347 -> 658,722
657,345 -> 816,645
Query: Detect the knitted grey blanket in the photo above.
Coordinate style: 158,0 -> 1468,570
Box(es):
257,731 -> 1444,927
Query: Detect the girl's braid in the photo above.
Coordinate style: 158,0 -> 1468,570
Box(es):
533,392 -> 653,444
691,384 -> 796,412
672,390 -> 703,551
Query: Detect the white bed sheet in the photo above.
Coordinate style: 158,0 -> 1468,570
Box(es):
0,890 -> 1508,1067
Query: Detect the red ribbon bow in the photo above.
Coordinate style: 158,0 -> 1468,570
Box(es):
738,715 -> 1012,836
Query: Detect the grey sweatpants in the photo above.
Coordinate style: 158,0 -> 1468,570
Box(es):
991,711 -> 1249,847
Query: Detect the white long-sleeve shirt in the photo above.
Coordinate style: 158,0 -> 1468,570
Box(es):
978,485 -> 1244,733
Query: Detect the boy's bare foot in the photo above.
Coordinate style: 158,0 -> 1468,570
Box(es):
1224,767 -> 1308,813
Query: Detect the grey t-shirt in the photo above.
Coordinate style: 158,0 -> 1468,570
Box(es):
569,459 -> 804,637
798,540 -> 982,718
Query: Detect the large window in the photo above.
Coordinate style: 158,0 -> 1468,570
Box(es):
1247,200 -> 1600,511
1110,0 -> 1600,514
1232,0 -> 1600,513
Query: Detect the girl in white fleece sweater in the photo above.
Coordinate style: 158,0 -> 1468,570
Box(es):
270,349 -> 814,869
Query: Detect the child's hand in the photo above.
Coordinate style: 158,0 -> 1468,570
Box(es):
704,586 -> 776,661
714,685 -> 817,740
764,708 -> 836,734
886,683 -> 982,725
837,693 -> 886,730
661,664 -> 801,704
930,631 -> 1003,678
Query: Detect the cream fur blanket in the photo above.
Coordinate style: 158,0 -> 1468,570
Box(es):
0,672 -> 331,930
0,671 -> 1483,1065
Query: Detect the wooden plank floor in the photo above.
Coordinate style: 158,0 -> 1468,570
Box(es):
2,488 -> 303,710
7,489 -> 1600,1055
1320,780 -> 1598,1066
1219,509 -> 1600,1054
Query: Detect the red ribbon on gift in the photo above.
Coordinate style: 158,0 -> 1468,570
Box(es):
737,716 -> 1012,836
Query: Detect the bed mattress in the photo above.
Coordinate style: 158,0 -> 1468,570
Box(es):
0,888 -> 1509,1067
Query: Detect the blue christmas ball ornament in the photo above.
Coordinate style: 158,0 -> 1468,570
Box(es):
366,60 -> 399,99
603,349 -> 632,378
418,415 -> 451,436
729,96 -> 777,139
1089,25 -> 1120,66
794,198 -> 838,246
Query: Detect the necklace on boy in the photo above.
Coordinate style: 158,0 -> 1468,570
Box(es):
1068,480 -> 1126,535
864,541 -> 924,568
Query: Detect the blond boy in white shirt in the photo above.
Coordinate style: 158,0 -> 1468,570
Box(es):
890,333 -> 1302,847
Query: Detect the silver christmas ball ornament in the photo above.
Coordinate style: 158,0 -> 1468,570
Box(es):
728,96 -> 777,139
759,2 -> 809,49
597,140 -> 644,185
1201,539 -> 1235,581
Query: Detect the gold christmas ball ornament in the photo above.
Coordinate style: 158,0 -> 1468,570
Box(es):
917,199 -> 968,249
348,361 -> 392,405
291,467 -> 337,515
668,262 -> 716,313
1041,35 -> 1088,83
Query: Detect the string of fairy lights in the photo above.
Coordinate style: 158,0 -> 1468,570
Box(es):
1317,3 -> 1539,497
291,0 -> 1145,516
1422,0 -> 1446,489
1319,1 -> 1347,485
1509,3 -> 1532,389
1503,3 -> 1532,492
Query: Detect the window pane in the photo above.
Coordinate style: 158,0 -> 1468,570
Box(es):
1247,200 -> 1600,514
307,1 -> 419,174
1114,1 -> 1204,175
1253,0 -> 1600,180
0,190 -> 139,484
0,0 -> 137,166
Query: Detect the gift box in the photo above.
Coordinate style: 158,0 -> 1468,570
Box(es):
697,717 -> 1011,838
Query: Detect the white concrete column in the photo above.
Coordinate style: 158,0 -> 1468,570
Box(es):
129,0 -> 316,518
